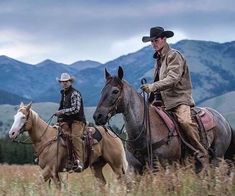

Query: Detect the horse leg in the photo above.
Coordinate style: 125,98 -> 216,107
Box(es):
124,150 -> 145,192
37,165 -> 51,190
40,166 -> 51,183
209,128 -> 230,167
91,163 -> 107,194
91,164 -> 106,185
207,108 -> 233,165
51,167 -> 62,190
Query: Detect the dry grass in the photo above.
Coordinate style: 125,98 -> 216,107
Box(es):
0,162 -> 235,196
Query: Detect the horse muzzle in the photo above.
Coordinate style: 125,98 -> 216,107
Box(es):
9,128 -> 20,139
93,112 -> 108,125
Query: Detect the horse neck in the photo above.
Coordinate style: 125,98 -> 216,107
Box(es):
122,83 -> 145,134
122,83 -> 167,149
28,110 -> 55,145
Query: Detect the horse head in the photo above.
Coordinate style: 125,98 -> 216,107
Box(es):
93,66 -> 124,125
9,102 -> 32,139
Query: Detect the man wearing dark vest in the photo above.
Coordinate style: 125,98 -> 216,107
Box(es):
55,73 -> 86,171
141,26 -> 208,170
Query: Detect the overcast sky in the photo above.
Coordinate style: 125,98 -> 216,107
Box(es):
0,0 -> 234,64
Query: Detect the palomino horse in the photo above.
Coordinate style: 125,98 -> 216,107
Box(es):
93,66 -> 235,173
9,102 -> 128,188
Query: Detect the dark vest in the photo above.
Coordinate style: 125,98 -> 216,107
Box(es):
59,86 -> 86,124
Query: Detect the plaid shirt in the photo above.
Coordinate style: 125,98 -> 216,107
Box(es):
61,90 -> 81,115
58,86 -> 86,123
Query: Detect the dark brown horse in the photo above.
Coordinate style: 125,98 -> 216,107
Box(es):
9,102 -> 128,188
93,66 -> 235,173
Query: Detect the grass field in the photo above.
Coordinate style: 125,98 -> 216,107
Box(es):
1,162 -> 235,196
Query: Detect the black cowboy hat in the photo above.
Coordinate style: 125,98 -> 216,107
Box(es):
142,26 -> 174,43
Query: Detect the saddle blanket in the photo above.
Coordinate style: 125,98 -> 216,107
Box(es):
154,106 -> 216,134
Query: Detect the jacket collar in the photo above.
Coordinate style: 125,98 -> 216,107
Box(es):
153,43 -> 170,59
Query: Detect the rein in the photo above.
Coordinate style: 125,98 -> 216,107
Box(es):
141,78 -> 153,169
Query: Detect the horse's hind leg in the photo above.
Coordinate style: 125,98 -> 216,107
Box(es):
91,164 -> 106,186
110,163 -> 126,181
210,129 -> 229,167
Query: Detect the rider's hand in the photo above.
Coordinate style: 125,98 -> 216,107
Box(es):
141,83 -> 155,93
54,110 -> 64,117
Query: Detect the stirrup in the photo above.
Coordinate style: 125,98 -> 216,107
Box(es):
193,150 -> 200,157
64,160 -> 74,172
72,160 -> 83,172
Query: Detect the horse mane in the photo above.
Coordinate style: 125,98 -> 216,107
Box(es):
30,109 -> 40,123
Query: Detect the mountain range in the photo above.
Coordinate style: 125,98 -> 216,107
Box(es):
0,39 -> 235,106
1,91 -> 235,137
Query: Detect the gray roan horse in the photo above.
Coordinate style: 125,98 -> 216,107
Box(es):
9,102 -> 128,188
93,66 -> 235,173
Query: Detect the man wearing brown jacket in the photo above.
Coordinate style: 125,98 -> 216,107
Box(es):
141,26 -> 208,169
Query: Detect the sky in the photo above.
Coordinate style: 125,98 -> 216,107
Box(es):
0,0 -> 234,65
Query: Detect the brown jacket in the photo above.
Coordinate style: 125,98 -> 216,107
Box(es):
152,43 -> 195,110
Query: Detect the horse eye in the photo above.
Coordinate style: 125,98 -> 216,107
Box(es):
112,89 -> 119,94
22,116 -> 26,120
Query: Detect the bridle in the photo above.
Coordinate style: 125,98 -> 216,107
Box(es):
102,77 -> 148,143
13,109 -> 55,144
101,77 -> 124,120
17,108 -> 31,134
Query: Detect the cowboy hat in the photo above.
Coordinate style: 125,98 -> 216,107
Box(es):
142,26 -> 174,43
56,73 -> 75,82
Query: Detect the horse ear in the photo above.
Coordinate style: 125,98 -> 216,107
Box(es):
20,102 -> 24,107
118,66 -> 123,80
105,68 -> 111,80
26,102 -> 32,111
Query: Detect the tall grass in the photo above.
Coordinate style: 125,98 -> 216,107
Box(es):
0,162 -> 235,195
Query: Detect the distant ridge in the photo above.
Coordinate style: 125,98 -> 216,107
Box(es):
0,89 -> 30,105
0,39 -> 234,106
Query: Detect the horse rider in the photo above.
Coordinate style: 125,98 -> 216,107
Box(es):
55,73 -> 86,172
141,26 -> 209,169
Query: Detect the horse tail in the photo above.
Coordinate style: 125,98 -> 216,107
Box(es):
225,125 -> 235,160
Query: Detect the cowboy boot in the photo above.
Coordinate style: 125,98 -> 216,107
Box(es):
180,122 -> 209,171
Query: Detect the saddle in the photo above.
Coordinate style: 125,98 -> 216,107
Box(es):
57,124 -> 103,170
82,126 -> 103,169
154,106 -> 216,149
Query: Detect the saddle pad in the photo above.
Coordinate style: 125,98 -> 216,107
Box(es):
198,108 -> 215,131
155,106 -> 216,133
85,126 -> 102,144
154,106 -> 177,136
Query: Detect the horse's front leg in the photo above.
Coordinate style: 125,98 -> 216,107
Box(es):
124,149 -> 144,192
51,166 -> 62,190
37,165 -> 51,188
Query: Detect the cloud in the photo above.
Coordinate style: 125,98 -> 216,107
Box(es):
0,0 -> 234,64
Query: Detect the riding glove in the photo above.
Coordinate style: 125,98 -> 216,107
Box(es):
141,83 -> 156,93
